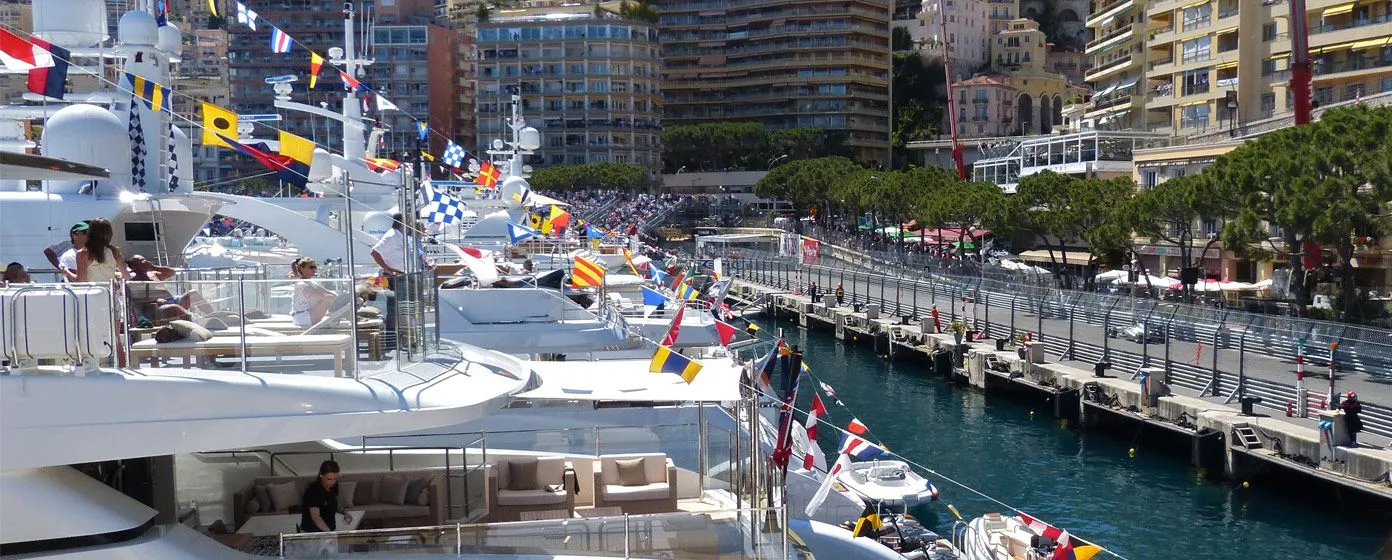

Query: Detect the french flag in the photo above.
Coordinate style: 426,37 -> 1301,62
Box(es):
24,37 -> 69,100
269,26 -> 293,54
802,394 -> 826,470
837,433 -> 886,460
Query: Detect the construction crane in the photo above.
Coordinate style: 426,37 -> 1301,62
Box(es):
1288,0 -> 1313,125
937,0 -> 968,180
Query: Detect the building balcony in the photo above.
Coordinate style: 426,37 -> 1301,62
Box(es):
1309,15 -> 1392,51
1145,0 -> 1184,18
1086,23 -> 1137,55
1313,56 -> 1392,81
1085,54 -> 1136,82
1146,23 -> 1175,45
1085,94 -> 1139,117
1146,57 -> 1174,77
1086,0 -> 1136,27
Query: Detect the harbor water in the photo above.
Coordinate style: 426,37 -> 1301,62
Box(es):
764,318 -> 1392,560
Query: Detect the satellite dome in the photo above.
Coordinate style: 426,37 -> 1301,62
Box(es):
41,104 -> 130,195
32,0 -> 107,48
498,174 -> 530,207
157,22 -> 182,59
118,10 -> 159,47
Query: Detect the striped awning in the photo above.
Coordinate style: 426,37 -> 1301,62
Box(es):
1018,250 -> 1092,266
1323,3 -> 1354,16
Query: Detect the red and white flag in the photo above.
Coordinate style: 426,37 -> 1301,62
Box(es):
660,304 -> 685,346
1,28 -> 56,72
802,395 -> 827,469
1019,512 -> 1075,559
804,454 -> 851,517
847,417 -> 869,435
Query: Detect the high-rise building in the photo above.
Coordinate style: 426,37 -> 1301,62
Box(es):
368,24 -> 473,158
914,0 -> 990,79
474,4 -> 664,168
1083,0 -> 1146,130
656,0 -> 892,166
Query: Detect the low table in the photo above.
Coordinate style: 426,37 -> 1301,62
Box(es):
519,509 -> 572,521
236,510 -> 363,536
576,506 -> 624,518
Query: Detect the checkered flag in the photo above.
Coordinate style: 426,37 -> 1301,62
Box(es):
441,140 -> 465,169
128,96 -> 147,191
167,123 -> 179,192
418,181 -> 468,224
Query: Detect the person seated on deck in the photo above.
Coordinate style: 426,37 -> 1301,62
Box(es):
126,255 -> 207,325
3,262 -> 32,284
290,257 -> 338,329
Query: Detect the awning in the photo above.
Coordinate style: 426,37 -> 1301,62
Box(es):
1115,77 -> 1139,91
1216,60 -> 1238,69
1312,37 -> 1392,54
1323,3 -> 1354,16
1018,250 -> 1093,266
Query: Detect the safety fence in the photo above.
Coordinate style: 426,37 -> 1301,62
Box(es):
728,256 -> 1392,441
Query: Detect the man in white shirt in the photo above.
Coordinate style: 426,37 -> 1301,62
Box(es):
370,214 -> 427,348
43,221 -> 89,282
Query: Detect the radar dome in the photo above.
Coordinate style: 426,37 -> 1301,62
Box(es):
362,212 -> 394,237
41,104 -> 130,195
518,127 -> 541,151
118,10 -> 159,47
308,148 -> 333,182
498,175 -> 530,207
157,22 -> 182,60
32,0 -> 107,48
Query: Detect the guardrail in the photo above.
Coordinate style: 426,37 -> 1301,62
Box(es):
729,257 -> 1392,440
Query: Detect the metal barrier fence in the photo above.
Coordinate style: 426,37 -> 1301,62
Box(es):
786,228 -> 1392,378
728,255 -> 1392,440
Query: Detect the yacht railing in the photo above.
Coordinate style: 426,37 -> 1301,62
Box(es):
276,506 -> 793,559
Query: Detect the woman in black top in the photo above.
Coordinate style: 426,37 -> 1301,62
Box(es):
301,460 -> 353,532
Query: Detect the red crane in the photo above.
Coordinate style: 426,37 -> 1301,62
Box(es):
1288,0 -> 1313,125
937,0 -> 968,180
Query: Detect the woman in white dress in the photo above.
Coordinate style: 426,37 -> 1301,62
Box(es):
290,257 -> 336,329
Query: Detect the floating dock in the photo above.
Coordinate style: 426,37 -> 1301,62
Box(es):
729,281 -> 1392,501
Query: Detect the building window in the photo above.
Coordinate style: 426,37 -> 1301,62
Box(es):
1261,59 -> 1277,76
1180,103 -> 1210,129
1202,220 -> 1219,237
1383,77 -> 1392,93
1260,93 -> 1275,116
1183,4 -> 1212,30
1143,170 -> 1158,188
1261,22 -> 1277,41
1182,69 -> 1210,95
1344,83 -> 1365,101
1181,37 -> 1211,64
959,107 -> 966,122
1314,86 -> 1333,106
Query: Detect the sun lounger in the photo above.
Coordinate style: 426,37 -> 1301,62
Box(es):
130,334 -> 355,376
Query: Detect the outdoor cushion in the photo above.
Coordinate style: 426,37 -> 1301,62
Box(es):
496,489 -> 568,507
267,481 -> 300,512
379,476 -> 409,505
615,458 -> 647,486
167,319 -> 212,342
337,481 -> 357,509
507,459 -> 540,491
601,483 -> 669,502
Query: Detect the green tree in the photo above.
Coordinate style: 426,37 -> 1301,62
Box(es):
1207,105 -> 1392,316
893,52 -> 947,157
920,179 -> 1012,256
1122,174 -> 1237,296
1015,171 -> 1135,287
528,162 -> 650,191
892,26 -> 914,52
753,156 -> 862,217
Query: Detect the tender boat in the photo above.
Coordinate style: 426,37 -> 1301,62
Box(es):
837,459 -> 941,511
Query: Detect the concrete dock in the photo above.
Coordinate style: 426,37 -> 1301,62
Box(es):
729,281 -> 1392,501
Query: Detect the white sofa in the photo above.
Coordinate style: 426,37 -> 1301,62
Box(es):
592,453 -> 678,514
486,457 -> 575,521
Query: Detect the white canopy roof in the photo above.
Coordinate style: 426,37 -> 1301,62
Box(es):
519,358 -> 743,402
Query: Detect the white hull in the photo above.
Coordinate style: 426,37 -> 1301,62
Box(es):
836,460 -> 939,511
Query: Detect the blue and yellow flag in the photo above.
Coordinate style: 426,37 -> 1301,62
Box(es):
125,73 -> 170,112
676,281 -> 699,301
649,345 -> 702,384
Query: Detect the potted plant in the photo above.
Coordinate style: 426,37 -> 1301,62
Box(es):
948,320 -> 968,345
1012,333 -> 1029,358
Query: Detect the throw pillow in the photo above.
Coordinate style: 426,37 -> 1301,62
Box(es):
168,319 -> 213,342
267,481 -> 300,513
153,326 -> 182,343
357,307 -> 381,318
379,476 -> 409,505
254,485 -> 273,513
337,480 -> 357,510
506,459 -> 540,491
614,458 -> 647,487
416,489 -> 430,506
201,317 -> 229,331
405,477 -> 430,505
244,498 -> 261,515
355,479 -> 377,505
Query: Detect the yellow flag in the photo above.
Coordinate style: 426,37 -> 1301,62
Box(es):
309,52 -> 324,88
201,102 -> 238,149
208,0 -> 219,16
278,130 -> 315,165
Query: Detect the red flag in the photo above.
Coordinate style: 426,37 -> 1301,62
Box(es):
714,319 -> 736,346
660,304 -> 685,346
1,27 -> 55,71
847,417 -> 868,435
339,70 -> 361,91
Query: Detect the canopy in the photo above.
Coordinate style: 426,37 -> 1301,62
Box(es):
519,358 -> 743,402
527,193 -> 570,208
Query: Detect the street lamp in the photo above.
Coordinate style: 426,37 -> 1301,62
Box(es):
767,154 -> 789,169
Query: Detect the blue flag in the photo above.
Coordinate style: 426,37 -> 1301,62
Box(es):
586,225 -> 610,238
642,286 -> 669,307
650,269 -> 668,286
417,121 -> 429,142
507,222 -> 540,244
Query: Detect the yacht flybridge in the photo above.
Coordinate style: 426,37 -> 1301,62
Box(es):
0,2 -> 911,558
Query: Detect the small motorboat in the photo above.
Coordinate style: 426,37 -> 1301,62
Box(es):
956,513 -> 1076,560
837,459 -> 940,511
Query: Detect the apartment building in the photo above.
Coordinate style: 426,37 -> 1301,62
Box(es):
1268,0 -> 1392,115
1084,0 -> 1146,130
987,0 -> 1018,35
953,74 -> 1017,136
993,18 -> 1073,133
655,0 -> 892,166
369,23 -> 472,157
913,0 -> 991,79
474,4 -> 663,168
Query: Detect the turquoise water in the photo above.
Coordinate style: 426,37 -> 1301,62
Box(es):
767,319 -> 1392,560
